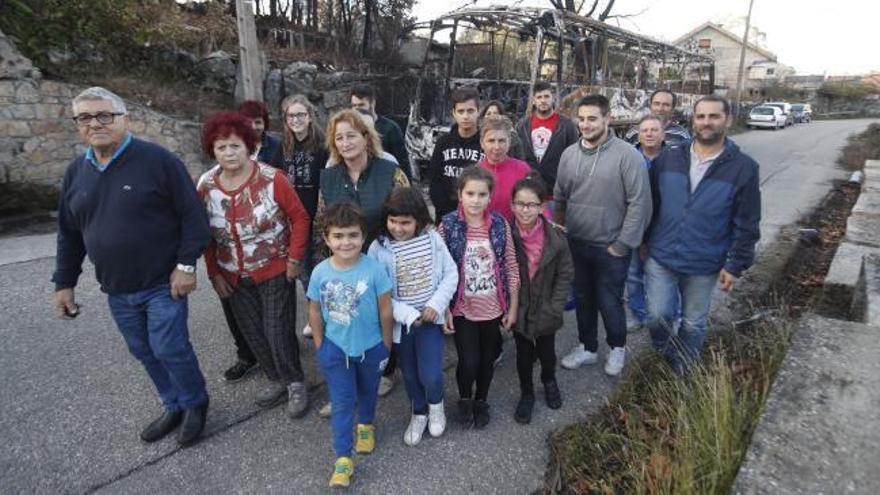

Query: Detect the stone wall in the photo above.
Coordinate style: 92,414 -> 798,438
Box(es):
0,31 -> 208,212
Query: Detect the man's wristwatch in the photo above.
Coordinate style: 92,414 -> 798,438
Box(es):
176,263 -> 196,274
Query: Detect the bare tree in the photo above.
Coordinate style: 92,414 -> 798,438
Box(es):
551,0 -> 616,20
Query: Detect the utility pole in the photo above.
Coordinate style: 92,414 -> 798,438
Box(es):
235,0 -> 263,102
733,0 -> 755,118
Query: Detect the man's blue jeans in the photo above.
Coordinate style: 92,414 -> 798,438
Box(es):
644,258 -> 717,370
107,284 -> 208,412
626,250 -> 647,323
569,240 -> 629,352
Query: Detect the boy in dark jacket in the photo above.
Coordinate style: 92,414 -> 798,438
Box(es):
428,87 -> 483,219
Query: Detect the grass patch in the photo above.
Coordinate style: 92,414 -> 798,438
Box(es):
837,122 -> 880,171
549,319 -> 793,494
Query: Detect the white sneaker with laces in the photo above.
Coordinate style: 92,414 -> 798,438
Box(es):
605,347 -> 626,376
561,345 -> 599,369
404,414 -> 428,446
427,402 -> 446,437
378,376 -> 395,397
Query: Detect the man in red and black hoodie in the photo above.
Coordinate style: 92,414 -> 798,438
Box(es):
515,81 -> 579,190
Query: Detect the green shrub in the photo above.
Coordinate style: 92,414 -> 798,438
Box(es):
818,81 -> 876,100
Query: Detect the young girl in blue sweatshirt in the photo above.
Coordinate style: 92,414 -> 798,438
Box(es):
368,187 -> 458,446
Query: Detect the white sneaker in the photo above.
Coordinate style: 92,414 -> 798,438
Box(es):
605,347 -> 626,376
404,414 -> 428,446
427,402 -> 446,437
378,376 -> 395,397
302,324 -> 313,338
319,402 -> 332,418
561,345 -> 599,369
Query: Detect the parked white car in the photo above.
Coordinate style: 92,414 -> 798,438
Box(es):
748,106 -> 786,130
764,101 -> 794,126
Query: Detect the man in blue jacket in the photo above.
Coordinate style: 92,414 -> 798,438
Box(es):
645,95 -> 761,374
52,87 -> 212,446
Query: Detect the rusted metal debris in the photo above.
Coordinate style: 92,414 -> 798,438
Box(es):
403,6 -> 715,165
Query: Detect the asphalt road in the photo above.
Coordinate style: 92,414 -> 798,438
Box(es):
0,119 -> 875,494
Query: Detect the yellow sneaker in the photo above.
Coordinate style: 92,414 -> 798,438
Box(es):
329,457 -> 353,488
355,424 -> 375,454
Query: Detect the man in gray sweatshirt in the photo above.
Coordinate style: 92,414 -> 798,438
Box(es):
553,94 -> 652,376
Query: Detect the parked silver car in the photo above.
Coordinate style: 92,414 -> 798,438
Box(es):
748,106 -> 786,130
764,102 -> 794,126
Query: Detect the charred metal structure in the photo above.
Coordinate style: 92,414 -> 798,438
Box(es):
403,6 -> 715,166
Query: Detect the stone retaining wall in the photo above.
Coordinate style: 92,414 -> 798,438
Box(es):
0,78 -> 208,186
822,159 -> 880,315
0,31 -> 208,212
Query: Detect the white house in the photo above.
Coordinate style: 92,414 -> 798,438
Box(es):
673,22 -> 792,92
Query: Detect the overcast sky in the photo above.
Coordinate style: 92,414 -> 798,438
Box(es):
413,0 -> 878,75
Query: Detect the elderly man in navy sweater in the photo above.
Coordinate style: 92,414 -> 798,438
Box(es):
645,95 -> 761,374
52,87 -> 212,446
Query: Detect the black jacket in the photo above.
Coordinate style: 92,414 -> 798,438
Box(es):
375,115 -> 411,181
515,113 -> 579,188
428,124 -> 483,219
511,216 -> 574,338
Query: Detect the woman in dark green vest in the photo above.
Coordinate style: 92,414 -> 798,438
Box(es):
311,108 -> 410,415
313,109 -> 409,254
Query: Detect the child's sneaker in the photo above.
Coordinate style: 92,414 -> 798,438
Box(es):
427,402 -> 446,437
456,399 -> 474,428
543,379 -> 563,410
403,414 -> 428,446
355,424 -> 375,454
473,400 -> 490,429
302,324 -> 313,338
514,394 -> 535,424
319,402 -> 332,419
329,457 -> 353,488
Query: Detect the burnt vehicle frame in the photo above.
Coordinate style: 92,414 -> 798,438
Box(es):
402,6 -> 715,172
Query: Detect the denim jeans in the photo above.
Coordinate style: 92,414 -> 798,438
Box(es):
318,339 -> 390,457
569,240 -> 629,352
107,284 -> 208,412
644,257 -> 718,370
398,323 -> 445,415
626,250 -> 647,323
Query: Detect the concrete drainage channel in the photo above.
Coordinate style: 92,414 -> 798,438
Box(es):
734,160 -> 880,494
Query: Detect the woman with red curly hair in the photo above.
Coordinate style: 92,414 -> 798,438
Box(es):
197,111 -> 312,419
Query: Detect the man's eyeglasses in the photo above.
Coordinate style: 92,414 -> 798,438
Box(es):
286,112 -> 309,122
512,201 -> 542,211
72,112 -> 124,126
